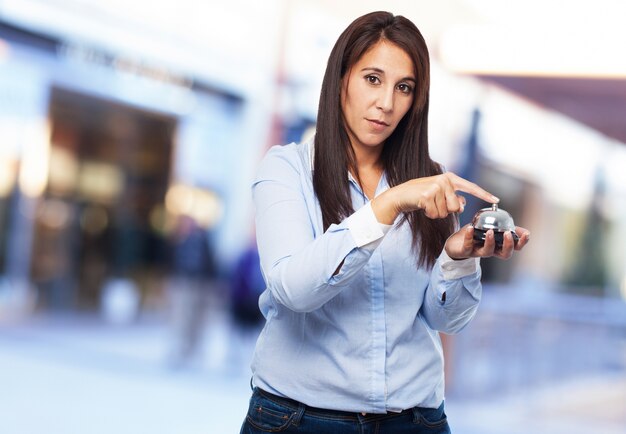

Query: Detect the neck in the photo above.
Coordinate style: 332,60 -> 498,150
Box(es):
351,143 -> 383,173
349,143 -> 384,200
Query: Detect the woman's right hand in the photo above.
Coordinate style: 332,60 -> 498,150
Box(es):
371,172 -> 499,224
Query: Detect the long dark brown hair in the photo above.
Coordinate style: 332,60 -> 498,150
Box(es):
313,11 -> 456,269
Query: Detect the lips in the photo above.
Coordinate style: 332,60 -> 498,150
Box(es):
367,118 -> 390,126
366,118 -> 390,132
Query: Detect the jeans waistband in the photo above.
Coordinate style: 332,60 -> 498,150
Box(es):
256,387 -> 414,420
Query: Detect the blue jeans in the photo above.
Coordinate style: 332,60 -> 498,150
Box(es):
240,388 -> 451,434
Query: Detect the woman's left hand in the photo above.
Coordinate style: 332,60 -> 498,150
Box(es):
444,224 -> 530,260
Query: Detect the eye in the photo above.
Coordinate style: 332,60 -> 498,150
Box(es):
397,83 -> 414,94
365,74 -> 381,85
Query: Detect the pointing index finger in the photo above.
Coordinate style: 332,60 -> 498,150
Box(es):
448,173 -> 499,203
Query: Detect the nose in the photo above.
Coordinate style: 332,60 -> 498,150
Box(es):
376,86 -> 394,113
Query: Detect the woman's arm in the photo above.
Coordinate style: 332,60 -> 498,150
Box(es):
254,147 -> 384,312
420,249 -> 482,334
369,172 -> 530,332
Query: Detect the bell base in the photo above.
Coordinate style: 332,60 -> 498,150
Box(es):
473,228 -> 519,249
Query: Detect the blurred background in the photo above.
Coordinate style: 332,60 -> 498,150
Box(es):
0,0 -> 625,433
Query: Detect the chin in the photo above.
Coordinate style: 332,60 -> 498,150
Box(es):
355,133 -> 384,146
364,137 -> 388,148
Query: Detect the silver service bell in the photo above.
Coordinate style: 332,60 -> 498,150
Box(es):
471,203 -> 519,249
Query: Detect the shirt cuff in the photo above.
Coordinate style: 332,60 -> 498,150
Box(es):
346,202 -> 386,247
439,249 -> 480,280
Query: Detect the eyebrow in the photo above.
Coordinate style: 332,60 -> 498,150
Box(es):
361,67 -> 416,83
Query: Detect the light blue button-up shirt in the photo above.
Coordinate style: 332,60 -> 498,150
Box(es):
251,138 -> 482,414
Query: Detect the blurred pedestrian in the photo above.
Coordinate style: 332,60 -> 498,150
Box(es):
240,11 -> 530,434
226,238 -> 265,373
165,214 -> 216,369
230,239 -> 264,329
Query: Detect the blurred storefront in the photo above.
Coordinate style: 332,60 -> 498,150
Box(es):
0,28 -> 205,313
35,87 -> 178,310
0,9 -> 313,315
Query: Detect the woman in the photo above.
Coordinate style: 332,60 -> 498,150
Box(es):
240,11 -> 530,434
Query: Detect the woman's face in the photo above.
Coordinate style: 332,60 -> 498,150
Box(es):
341,40 -> 415,153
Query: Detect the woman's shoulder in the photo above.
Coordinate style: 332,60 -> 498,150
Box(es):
257,137 -> 314,178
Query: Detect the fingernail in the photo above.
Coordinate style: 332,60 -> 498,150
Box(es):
491,195 -> 500,203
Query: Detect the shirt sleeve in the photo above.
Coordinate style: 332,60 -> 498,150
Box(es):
253,146 -> 387,313
439,249 -> 480,279
345,201 -> 391,250
420,250 -> 483,334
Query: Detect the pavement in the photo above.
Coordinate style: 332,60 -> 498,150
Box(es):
0,301 -> 625,434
